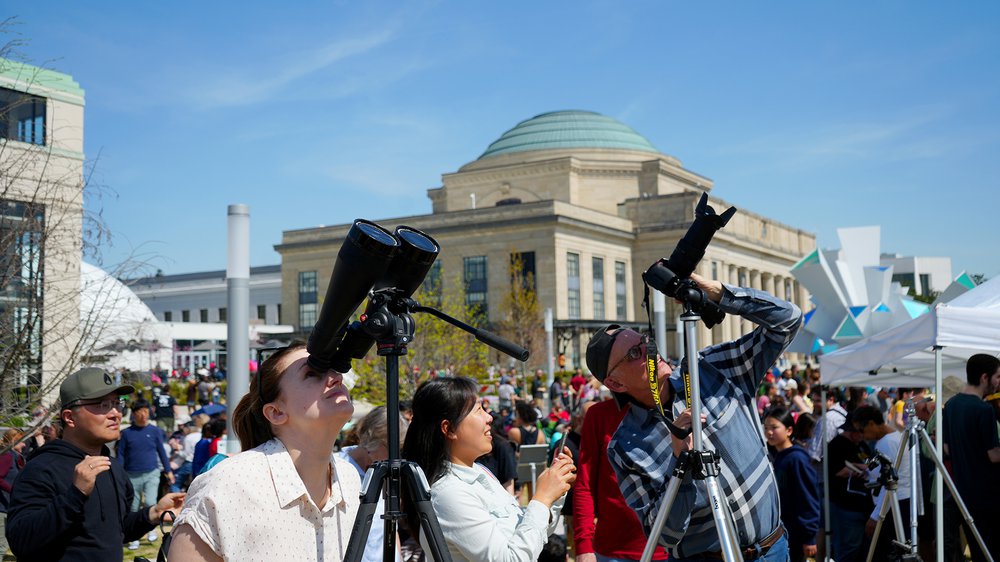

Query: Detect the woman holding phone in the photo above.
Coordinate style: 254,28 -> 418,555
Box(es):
402,377 -> 576,562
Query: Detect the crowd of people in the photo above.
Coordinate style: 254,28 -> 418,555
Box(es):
1,272 -> 998,562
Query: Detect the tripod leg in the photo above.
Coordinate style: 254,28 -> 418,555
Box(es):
705,475 -> 744,562
866,488 -> 893,562
918,429 -> 995,562
344,462 -> 391,562
640,473 -> 685,562
401,461 -> 453,562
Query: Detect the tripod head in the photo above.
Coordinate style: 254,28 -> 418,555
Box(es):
865,449 -> 899,493
353,288 -> 417,356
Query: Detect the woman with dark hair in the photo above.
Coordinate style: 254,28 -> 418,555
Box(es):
169,343 -> 360,561
791,412 -> 817,449
507,401 -> 546,449
401,377 -> 576,562
764,406 -> 820,562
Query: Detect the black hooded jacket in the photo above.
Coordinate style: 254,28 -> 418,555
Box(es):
5,439 -> 156,561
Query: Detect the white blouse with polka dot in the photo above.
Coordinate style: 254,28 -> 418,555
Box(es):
175,438 -> 361,561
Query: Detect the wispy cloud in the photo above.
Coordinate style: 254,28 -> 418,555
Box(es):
717,105 -> 989,168
186,29 -> 398,109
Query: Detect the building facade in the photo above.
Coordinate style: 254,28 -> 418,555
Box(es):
0,59 -> 86,404
276,111 -> 816,368
128,265 -> 291,371
880,254 -> 953,297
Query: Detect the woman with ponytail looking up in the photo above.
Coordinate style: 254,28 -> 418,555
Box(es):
169,342 -> 360,561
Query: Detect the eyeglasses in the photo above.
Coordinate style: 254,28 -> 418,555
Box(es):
607,334 -> 650,377
70,398 -> 126,414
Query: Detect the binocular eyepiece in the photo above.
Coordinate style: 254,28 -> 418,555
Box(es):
642,193 -> 736,328
306,220 -> 439,373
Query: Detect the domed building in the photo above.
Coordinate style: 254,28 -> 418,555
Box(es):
79,262 -> 173,372
277,111 -> 816,365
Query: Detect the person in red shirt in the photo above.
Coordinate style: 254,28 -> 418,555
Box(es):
570,368 -> 587,410
573,398 -> 668,562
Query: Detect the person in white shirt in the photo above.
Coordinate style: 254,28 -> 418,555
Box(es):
401,376 -> 576,562
852,404 -> 911,561
337,405 -> 408,562
168,343 -> 360,561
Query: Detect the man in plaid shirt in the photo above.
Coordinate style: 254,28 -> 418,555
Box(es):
585,273 -> 802,561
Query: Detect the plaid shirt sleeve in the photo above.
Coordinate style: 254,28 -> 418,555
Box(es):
699,284 -> 803,399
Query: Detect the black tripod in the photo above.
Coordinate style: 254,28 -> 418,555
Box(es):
343,288 -> 530,562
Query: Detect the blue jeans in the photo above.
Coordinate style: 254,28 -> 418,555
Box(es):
128,469 -> 160,511
829,503 -> 870,562
596,556 -> 641,562
171,461 -> 192,492
668,533 -> 789,562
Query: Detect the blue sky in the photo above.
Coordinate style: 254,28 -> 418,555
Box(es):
10,2 -> 1000,279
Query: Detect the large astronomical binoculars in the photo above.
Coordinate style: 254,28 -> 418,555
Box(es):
306,220 -> 439,372
306,218 -> 529,375
329,226 -> 441,372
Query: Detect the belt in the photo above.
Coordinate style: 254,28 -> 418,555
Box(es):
699,526 -> 784,560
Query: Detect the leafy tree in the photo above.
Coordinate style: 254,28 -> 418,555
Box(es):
1,29 -> 154,446
493,251 -> 546,388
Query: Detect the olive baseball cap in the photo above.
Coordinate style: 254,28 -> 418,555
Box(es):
60,368 -> 135,407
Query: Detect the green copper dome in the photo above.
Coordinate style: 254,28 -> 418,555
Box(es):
478,110 -> 659,160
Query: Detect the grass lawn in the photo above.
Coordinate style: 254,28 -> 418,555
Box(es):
122,532 -> 166,561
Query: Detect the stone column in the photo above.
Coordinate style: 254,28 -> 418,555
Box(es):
750,269 -> 762,291
763,272 -> 776,296
797,281 -> 810,311
720,262 -> 733,342
732,266 -> 744,337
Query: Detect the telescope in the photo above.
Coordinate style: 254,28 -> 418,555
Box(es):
307,219 -> 529,374
642,193 -> 736,328
306,220 -> 439,372
319,219 -> 530,562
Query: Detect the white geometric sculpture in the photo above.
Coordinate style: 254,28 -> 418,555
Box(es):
788,226 -> 974,355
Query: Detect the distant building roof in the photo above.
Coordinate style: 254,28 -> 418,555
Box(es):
127,264 -> 280,286
0,58 -> 85,103
478,110 -> 660,160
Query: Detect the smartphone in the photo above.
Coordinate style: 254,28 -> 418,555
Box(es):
554,433 -> 569,458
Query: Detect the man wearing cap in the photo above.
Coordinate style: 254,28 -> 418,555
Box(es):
585,273 -> 801,561
5,368 -> 185,561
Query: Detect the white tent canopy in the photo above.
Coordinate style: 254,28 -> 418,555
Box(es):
821,274 -> 1000,387
819,274 -> 1000,562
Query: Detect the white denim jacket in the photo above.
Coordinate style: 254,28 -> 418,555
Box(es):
421,461 -> 561,562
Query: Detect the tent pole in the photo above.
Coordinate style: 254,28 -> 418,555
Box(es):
822,387 -> 831,561
934,345 -> 944,562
